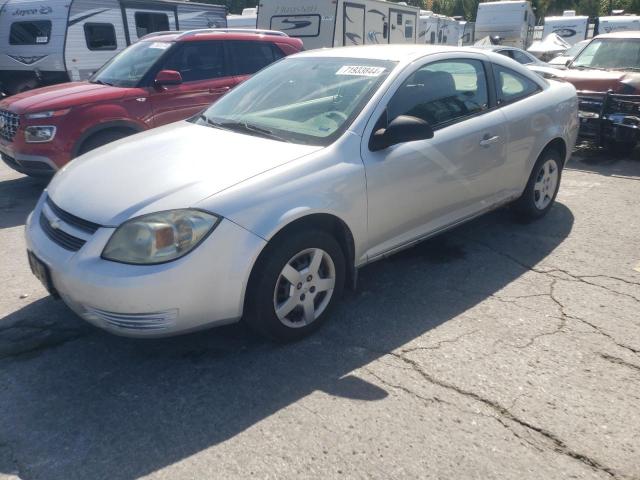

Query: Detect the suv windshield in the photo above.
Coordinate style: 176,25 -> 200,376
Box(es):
195,57 -> 396,146
572,38 -> 640,70
90,41 -> 173,87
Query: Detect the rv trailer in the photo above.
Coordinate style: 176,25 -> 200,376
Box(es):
475,0 -> 535,49
542,11 -> 588,45
256,0 -> 419,50
596,15 -> 640,35
227,7 -> 257,28
0,0 -> 227,96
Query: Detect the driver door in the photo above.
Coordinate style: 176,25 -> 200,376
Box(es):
361,56 -> 510,260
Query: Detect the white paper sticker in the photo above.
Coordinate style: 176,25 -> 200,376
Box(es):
149,42 -> 171,50
336,66 -> 386,77
36,36 -> 48,43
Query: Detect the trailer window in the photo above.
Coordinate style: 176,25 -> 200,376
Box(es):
9,21 -> 52,45
84,23 -> 117,51
135,12 -> 169,38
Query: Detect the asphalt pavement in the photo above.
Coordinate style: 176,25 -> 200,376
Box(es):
0,144 -> 639,480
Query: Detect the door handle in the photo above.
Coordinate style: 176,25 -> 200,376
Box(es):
209,86 -> 231,94
479,135 -> 500,147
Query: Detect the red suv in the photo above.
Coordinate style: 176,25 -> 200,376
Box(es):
0,30 -> 303,177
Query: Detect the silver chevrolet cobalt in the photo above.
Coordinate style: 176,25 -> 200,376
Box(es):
26,45 -> 579,341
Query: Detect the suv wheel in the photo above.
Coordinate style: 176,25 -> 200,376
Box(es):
78,130 -> 133,156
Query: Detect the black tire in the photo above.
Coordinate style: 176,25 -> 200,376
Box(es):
78,130 -> 132,156
514,148 -> 563,220
244,230 -> 346,342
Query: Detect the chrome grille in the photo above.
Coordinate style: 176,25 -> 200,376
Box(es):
39,211 -> 87,251
0,109 -> 19,142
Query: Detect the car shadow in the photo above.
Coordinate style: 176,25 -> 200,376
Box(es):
0,204 -> 574,480
569,141 -> 640,179
0,176 -> 45,229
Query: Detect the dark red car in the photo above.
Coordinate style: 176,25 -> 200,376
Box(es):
0,30 -> 303,177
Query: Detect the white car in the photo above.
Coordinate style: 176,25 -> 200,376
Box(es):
25,45 -> 579,341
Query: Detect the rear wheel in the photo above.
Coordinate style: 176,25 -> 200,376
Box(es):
514,149 -> 562,220
244,230 -> 345,342
78,130 -> 133,156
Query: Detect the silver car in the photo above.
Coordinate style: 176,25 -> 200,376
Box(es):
25,45 -> 579,341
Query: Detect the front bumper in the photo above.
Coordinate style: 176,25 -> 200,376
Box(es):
0,142 -> 58,176
25,195 -> 267,337
578,91 -> 640,145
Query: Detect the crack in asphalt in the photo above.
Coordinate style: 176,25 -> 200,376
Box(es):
599,353 -> 640,374
398,330 -> 480,354
0,324 -> 91,361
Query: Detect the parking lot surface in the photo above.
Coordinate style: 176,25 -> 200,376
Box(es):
0,145 -> 639,480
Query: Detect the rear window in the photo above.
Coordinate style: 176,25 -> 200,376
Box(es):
10,21 -> 52,45
228,41 -> 285,75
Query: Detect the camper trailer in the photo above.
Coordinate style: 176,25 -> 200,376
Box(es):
227,7 -> 257,28
256,0 -> 419,50
0,0 -> 227,96
475,0 -> 535,49
596,15 -> 640,35
543,11 -> 588,45
418,11 -> 463,46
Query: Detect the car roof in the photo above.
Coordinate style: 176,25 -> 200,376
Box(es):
294,44 -> 495,63
593,30 -> 640,39
474,45 -> 521,51
141,29 -> 298,43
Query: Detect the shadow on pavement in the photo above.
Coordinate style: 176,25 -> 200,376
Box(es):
569,142 -> 640,179
0,176 -> 45,229
0,204 -> 574,480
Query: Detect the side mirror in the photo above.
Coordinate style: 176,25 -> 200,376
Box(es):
369,115 -> 434,152
154,69 -> 182,87
565,59 -> 572,67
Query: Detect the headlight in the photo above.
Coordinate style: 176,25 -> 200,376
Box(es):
25,109 -> 70,120
25,126 -> 56,143
102,209 -> 220,265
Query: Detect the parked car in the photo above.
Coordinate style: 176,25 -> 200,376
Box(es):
475,45 -> 549,67
556,32 -> 640,150
548,39 -> 589,67
25,45 -> 578,341
0,30 -> 303,177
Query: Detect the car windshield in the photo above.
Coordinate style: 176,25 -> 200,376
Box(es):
90,41 -> 173,87
564,41 -> 588,57
572,38 -> 640,70
195,57 -> 396,146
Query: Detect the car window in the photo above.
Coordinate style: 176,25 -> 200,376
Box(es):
9,21 -> 51,45
388,59 -> 489,128
493,64 -> 540,104
228,41 -> 285,75
134,12 -> 169,38
84,23 -> 117,51
162,41 -> 228,82
497,50 -> 513,59
512,50 -> 534,64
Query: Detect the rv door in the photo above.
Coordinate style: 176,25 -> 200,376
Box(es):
388,8 -> 416,44
343,3 -> 365,45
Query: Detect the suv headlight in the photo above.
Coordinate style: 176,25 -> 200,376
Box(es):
25,126 -> 56,143
102,209 -> 220,265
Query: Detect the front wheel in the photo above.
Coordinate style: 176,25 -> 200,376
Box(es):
244,230 -> 345,342
514,149 -> 562,220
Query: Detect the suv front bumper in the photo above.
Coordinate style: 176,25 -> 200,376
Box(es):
578,91 -> 640,145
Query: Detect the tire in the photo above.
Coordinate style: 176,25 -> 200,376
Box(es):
244,230 -> 346,342
514,148 -> 563,220
78,130 -> 132,156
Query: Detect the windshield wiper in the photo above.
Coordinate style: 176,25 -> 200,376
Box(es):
217,120 -> 291,143
91,79 -> 114,86
572,65 -> 607,71
609,66 -> 640,72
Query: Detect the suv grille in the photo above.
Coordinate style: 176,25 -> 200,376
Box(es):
0,110 -> 19,142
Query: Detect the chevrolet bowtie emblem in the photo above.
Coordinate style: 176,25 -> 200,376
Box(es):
49,218 -> 61,230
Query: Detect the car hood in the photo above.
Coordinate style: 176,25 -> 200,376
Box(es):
47,122 -> 322,226
561,68 -> 640,94
0,82 -> 128,114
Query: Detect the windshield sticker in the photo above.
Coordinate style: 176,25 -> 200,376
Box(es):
36,37 -> 48,43
149,42 -> 171,50
336,66 -> 386,77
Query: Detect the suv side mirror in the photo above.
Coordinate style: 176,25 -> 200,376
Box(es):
565,59 -> 572,67
369,115 -> 434,152
155,70 -> 182,87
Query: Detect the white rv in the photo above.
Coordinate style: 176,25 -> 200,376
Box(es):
256,0 -> 419,50
596,15 -> 640,35
418,11 -> 463,46
475,0 -> 535,49
0,0 -> 227,95
543,11 -> 588,45
227,7 -> 257,28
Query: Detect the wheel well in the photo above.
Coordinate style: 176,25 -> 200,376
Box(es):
251,214 -> 357,293
75,125 -> 141,157
543,138 -> 567,165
